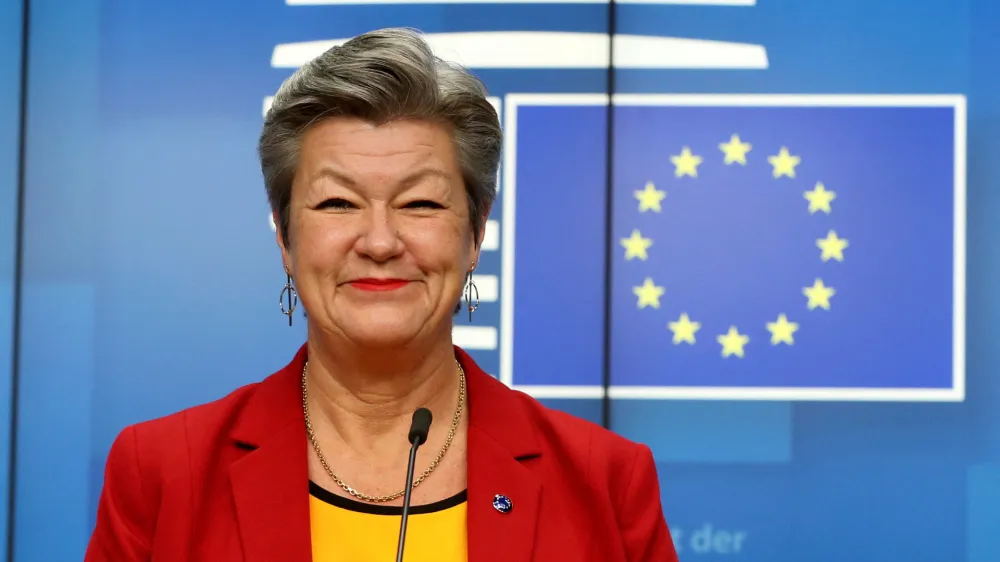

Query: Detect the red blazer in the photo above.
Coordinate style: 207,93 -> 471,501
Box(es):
85,344 -> 679,561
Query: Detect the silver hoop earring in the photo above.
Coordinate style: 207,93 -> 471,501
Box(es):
279,272 -> 298,326
464,272 -> 479,322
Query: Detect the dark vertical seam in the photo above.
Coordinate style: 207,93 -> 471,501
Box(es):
7,0 -> 31,558
601,0 -> 617,430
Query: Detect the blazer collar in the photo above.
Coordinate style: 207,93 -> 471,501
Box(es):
456,346 -> 541,459
228,344 -> 312,562
227,343 -> 543,562
458,349 -> 544,562
229,343 -> 308,448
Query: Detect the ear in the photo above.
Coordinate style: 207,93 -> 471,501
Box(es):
273,210 -> 292,273
470,211 -> 490,271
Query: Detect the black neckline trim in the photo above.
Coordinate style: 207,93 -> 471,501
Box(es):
309,481 -> 467,516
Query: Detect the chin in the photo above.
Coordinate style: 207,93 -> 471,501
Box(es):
347,327 -> 424,349
336,309 -> 428,348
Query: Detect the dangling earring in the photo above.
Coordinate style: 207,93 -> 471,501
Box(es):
279,268 -> 297,326
464,269 -> 479,322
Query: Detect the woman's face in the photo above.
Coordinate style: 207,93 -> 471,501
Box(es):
277,116 -> 482,348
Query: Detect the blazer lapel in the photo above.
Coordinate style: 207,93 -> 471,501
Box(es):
229,346 -> 313,562
467,427 -> 542,562
459,348 -> 543,562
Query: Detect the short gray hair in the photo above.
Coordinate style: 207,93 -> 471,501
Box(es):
259,27 -> 502,247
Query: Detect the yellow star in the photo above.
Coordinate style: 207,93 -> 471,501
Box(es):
766,314 -> 799,345
670,147 -> 703,178
768,147 -> 801,178
634,181 -> 666,212
816,230 -> 849,262
719,134 -> 752,165
717,326 -> 749,358
620,229 -> 652,261
803,279 -> 835,310
668,313 -> 701,344
804,182 -> 836,214
632,278 -> 665,309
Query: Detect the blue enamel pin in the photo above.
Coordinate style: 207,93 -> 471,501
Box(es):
492,494 -> 513,513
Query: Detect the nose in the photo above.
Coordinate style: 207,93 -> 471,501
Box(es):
354,203 -> 405,263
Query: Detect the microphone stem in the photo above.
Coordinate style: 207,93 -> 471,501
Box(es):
396,438 -> 422,562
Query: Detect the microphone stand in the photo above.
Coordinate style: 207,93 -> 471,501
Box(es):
396,408 -> 432,562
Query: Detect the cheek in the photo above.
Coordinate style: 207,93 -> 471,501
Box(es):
291,218 -> 353,271
401,219 -> 470,271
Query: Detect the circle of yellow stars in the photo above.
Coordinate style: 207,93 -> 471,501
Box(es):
621,134 -> 848,358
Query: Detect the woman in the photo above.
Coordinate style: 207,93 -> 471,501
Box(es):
85,27 -> 678,562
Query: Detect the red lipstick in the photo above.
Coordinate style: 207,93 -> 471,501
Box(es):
349,278 -> 411,292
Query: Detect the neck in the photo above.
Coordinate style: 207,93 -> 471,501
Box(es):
303,331 -> 462,447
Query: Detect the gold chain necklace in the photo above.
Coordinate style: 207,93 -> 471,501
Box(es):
301,360 -> 466,503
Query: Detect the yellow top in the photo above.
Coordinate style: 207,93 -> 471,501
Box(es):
309,481 -> 468,561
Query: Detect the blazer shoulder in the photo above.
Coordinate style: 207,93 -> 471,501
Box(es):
86,379 -> 268,560
505,390 -> 677,561
109,378 -> 266,489
126,379 -> 263,447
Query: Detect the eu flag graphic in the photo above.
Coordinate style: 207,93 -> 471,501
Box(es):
607,95 -> 965,401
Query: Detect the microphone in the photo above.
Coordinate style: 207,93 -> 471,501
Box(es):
396,407 -> 432,562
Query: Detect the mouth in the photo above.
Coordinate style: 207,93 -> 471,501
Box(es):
348,278 -> 412,292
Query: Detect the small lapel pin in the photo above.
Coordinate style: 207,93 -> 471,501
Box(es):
492,494 -> 513,514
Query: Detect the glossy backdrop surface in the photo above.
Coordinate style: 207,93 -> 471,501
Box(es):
6,1 -> 1000,560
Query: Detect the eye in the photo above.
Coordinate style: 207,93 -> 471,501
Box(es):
316,198 -> 353,210
404,200 -> 444,209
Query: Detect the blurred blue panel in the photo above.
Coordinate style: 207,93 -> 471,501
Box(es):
539,399 -> 602,426
15,285 -> 94,560
615,0 -> 970,94
15,0 -> 100,560
0,0 -> 22,559
658,403 -> 969,561
967,463 -> 1000,562
612,401 -> 791,463
510,104 -> 607,388
657,462 -> 795,557
789,401 -> 970,560
968,0 -> 1000,463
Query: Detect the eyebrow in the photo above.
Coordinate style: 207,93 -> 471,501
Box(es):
311,167 -> 454,190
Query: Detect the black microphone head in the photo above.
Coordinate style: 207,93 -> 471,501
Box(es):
408,408 -> 433,445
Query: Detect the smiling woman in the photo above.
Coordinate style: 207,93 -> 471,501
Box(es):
83,27 -> 678,562
284,117 -> 477,350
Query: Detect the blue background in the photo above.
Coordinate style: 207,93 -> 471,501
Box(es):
2,0 -> 1000,561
